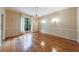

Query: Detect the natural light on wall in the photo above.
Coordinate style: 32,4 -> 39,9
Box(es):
51,18 -> 60,24
20,16 -> 25,33
41,19 -> 46,24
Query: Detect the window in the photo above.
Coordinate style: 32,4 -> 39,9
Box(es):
24,18 -> 31,31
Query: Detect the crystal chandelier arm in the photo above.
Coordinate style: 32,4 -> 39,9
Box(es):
35,7 -> 38,17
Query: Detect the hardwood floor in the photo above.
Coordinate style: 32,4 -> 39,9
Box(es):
0,32 -> 79,52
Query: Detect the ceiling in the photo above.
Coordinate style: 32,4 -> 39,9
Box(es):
6,7 -> 69,17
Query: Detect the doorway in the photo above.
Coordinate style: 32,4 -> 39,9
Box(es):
24,18 -> 31,32
0,14 -> 4,46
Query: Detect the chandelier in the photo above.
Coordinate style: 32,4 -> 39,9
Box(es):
35,7 -> 39,20
35,7 -> 38,17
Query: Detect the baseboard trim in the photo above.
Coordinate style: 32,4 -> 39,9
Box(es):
5,34 -> 24,40
40,32 -> 77,43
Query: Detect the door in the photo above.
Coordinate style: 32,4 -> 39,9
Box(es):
0,14 -> 1,46
0,14 -> 4,46
24,18 -> 31,32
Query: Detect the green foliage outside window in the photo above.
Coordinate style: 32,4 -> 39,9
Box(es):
24,18 -> 31,31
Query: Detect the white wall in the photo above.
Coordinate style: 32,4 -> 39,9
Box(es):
5,10 -> 21,37
32,17 -> 40,32
32,19 -> 38,32
20,15 -> 25,33
77,8 -> 79,43
40,8 -> 77,41
0,7 -> 5,46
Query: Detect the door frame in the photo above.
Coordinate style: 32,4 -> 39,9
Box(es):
24,17 -> 32,32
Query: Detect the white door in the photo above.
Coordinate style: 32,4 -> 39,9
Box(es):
0,14 -> 2,46
0,14 -> 4,46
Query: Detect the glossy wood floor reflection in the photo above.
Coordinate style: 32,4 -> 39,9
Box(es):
0,32 -> 79,52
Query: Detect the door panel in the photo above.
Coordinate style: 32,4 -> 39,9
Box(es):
0,14 -> 2,46
24,18 -> 31,31
0,14 -> 4,46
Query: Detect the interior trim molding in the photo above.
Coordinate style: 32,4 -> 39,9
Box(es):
5,33 -> 24,40
41,31 -> 77,42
